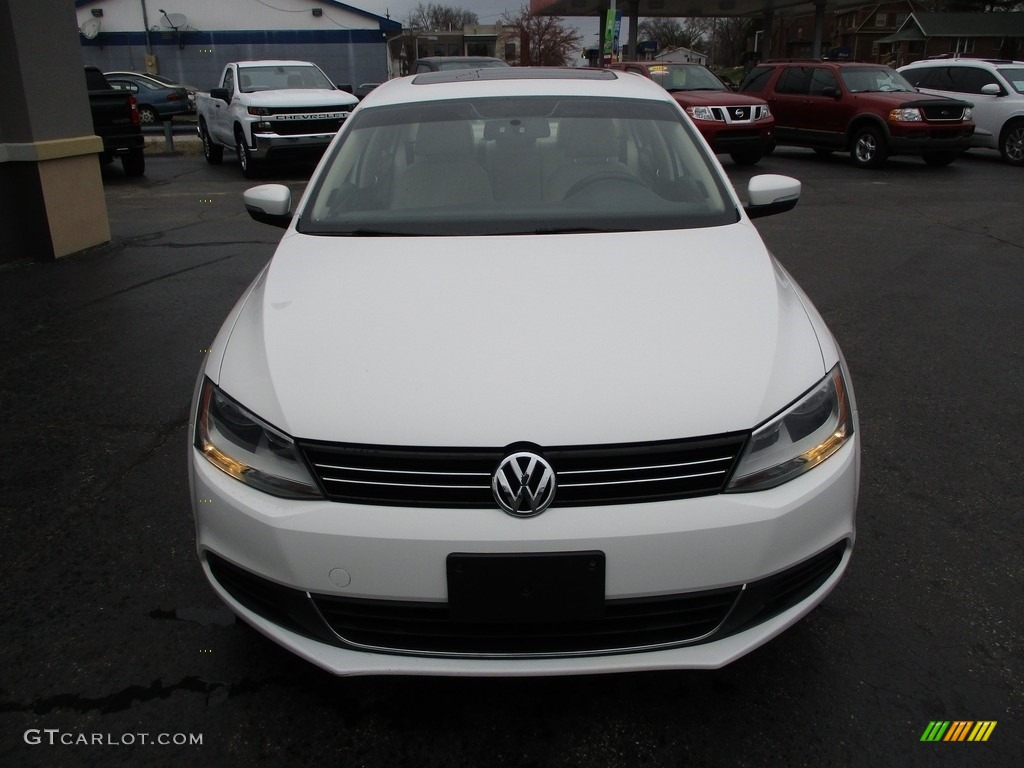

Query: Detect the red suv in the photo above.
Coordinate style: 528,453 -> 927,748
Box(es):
740,61 -> 975,168
608,62 -> 774,165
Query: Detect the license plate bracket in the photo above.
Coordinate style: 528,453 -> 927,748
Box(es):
446,551 -> 605,623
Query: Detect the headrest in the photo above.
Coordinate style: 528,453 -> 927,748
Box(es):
557,118 -> 619,159
415,121 -> 475,157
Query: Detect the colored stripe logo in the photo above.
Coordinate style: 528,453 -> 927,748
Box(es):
920,721 -> 997,742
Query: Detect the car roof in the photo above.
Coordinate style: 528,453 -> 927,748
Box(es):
417,56 -> 506,63
759,60 -> 890,68
362,67 -> 674,108
900,58 -> 1024,67
235,60 -> 320,68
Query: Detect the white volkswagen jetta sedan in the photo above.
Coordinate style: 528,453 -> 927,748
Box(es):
189,68 -> 859,676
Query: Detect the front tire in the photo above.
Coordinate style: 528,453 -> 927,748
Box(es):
729,150 -> 763,166
235,129 -> 258,178
999,120 -> 1024,166
201,122 -> 223,165
121,148 -> 145,177
851,126 -> 887,169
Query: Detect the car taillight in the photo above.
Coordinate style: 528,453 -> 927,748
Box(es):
128,94 -> 140,126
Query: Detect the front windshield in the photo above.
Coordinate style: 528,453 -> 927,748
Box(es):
840,67 -> 915,93
998,67 -> 1024,94
238,65 -> 334,92
647,64 -> 726,92
299,96 -> 735,237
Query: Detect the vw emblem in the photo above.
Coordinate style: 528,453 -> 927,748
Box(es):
492,452 -> 556,517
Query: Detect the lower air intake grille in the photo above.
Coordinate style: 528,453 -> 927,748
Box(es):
312,587 -> 742,656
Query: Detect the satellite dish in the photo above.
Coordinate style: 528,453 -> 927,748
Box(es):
80,18 -> 101,40
160,12 -> 188,30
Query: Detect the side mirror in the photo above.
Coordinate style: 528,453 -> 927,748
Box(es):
210,87 -> 231,103
980,83 -> 1003,96
744,174 -> 800,219
820,86 -> 840,99
244,184 -> 292,229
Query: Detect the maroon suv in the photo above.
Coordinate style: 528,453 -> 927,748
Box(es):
608,62 -> 774,165
740,61 -> 975,168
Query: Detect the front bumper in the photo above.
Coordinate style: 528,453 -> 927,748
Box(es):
887,125 -> 975,155
189,433 -> 859,676
705,124 -> 775,155
248,131 -> 337,161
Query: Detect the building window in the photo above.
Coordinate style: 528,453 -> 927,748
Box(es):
504,42 -> 516,59
950,37 -> 975,53
875,13 -> 887,27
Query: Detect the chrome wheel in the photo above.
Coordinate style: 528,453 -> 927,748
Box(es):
851,127 -> 887,169
1001,123 -> 1024,166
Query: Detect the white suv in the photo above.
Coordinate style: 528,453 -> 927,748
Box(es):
899,58 -> 1024,165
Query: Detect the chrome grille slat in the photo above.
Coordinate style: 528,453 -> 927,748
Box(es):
561,470 -> 726,488
558,456 -> 733,475
300,433 -> 747,508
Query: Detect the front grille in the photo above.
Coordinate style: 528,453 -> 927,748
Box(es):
921,105 -> 966,121
205,541 -> 850,658
312,587 -> 741,655
267,117 -> 345,136
714,105 -> 753,122
300,433 -> 747,509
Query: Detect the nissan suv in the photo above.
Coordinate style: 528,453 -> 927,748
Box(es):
609,61 -> 774,165
899,58 -> 1024,165
740,60 -> 975,168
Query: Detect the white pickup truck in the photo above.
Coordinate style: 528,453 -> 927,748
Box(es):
196,60 -> 358,176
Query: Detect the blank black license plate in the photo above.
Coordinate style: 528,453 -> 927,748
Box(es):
446,551 -> 605,623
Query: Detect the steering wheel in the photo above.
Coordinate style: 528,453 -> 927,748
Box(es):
563,171 -> 647,199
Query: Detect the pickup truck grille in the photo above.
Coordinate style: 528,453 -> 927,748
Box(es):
256,105 -> 353,136
267,117 -> 346,136
300,433 -> 747,508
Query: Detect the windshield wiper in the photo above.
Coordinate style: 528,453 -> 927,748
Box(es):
530,227 -> 640,235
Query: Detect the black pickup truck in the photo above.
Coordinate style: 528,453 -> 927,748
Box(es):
85,67 -> 145,177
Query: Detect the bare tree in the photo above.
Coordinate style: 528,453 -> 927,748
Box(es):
708,17 -> 755,67
637,19 -> 693,52
502,4 -> 583,66
406,3 -> 479,31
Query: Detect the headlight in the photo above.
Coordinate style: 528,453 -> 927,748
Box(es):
727,365 -> 855,492
194,379 -> 322,499
247,106 -> 271,116
888,107 -> 923,122
757,105 -> 771,119
963,107 -> 973,120
686,106 -> 718,122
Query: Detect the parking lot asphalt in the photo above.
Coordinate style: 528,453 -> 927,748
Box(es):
1,147 -> 1021,767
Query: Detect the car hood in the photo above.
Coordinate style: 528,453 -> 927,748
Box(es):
244,89 -> 358,108
850,92 -> 971,110
213,225 -> 831,446
671,90 -> 766,107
